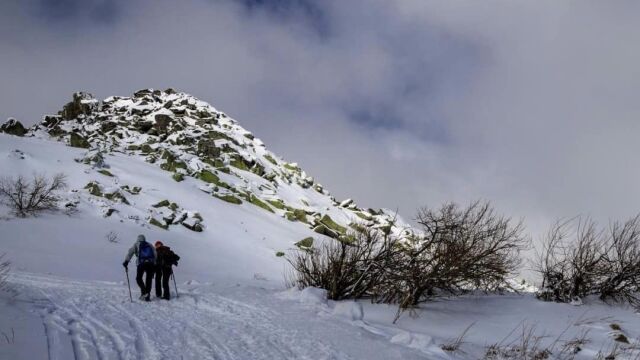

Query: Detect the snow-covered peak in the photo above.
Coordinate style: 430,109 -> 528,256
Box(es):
10,89 -> 414,244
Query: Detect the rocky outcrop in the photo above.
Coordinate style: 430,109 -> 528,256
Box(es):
0,118 -> 27,136
60,92 -> 99,120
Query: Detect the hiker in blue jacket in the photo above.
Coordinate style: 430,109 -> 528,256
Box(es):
123,234 -> 157,301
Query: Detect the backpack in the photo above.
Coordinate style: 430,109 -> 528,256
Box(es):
158,246 -> 180,267
138,241 -> 154,264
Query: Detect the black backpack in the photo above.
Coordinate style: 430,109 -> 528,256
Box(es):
158,246 -> 180,266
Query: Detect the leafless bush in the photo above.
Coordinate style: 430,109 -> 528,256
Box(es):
286,226 -> 402,300
0,173 -> 67,217
441,322 -> 475,353
484,324 -> 551,360
379,201 -> 527,310
1,328 -> 14,345
536,216 -> 640,308
0,253 -> 9,292
287,201 -> 527,321
105,231 -> 119,243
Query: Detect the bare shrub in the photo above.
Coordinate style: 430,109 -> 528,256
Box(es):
1,328 -> 14,345
599,216 -> 640,307
484,324 -> 551,360
380,201 -> 527,310
105,231 -> 119,243
0,173 -> 67,217
536,216 -> 640,308
286,226 -> 401,300
0,253 -> 9,292
441,322 -> 475,353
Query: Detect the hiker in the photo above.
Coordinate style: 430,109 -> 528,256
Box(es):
123,234 -> 157,301
154,241 -> 180,300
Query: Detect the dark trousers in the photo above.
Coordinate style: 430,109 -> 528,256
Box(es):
155,266 -> 172,299
136,263 -> 155,296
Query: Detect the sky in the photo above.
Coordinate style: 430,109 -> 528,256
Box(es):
1,0 -> 640,247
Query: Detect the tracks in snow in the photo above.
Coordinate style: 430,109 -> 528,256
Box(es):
7,272 -> 373,360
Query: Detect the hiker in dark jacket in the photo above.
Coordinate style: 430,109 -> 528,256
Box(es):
123,234 -> 157,301
154,241 -> 180,300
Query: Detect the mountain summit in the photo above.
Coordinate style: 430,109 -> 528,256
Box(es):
2,89 -> 412,244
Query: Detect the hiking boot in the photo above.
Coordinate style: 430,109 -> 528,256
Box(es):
144,294 -> 151,302
162,296 -> 170,301
139,293 -> 147,300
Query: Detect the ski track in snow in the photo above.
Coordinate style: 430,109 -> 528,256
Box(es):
7,272 -> 424,360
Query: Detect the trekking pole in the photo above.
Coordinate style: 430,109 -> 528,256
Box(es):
172,271 -> 179,299
125,267 -> 133,302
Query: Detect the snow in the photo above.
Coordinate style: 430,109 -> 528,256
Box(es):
1,89 -> 640,359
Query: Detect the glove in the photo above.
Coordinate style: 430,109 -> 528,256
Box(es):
122,261 -> 128,269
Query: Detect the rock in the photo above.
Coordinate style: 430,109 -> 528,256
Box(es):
69,133 -> 90,148
339,199 -> 354,207
181,216 -> 204,232
295,237 -> 314,249
154,114 -> 173,132
60,92 -> 98,120
134,89 -> 153,98
0,118 -> 27,136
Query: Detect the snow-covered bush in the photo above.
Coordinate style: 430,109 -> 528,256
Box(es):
0,173 -> 67,217
536,216 -> 640,308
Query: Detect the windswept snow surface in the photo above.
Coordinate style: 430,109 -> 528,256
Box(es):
1,99 -> 640,359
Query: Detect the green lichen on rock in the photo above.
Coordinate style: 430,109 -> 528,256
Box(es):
229,155 -> 251,171
214,194 -> 242,205
149,218 -> 168,230
140,144 -> 154,154
266,199 -> 286,210
263,154 -> 277,165
198,170 -> 232,189
198,169 -> 219,183
242,193 -> 273,213
295,237 -> 314,249
319,214 -> 346,234
172,173 -> 184,182
275,251 -> 285,257
160,159 -> 186,172
207,130 -> 235,142
313,224 -> 340,239
98,169 -> 114,177
85,182 -> 103,196
152,199 -> 170,208
69,133 -> 90,148
286,209 -> 308,223
283,163 -> 300,173
104,191 -> 130,205
338,234 -> 357,244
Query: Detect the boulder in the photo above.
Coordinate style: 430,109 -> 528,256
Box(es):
154,114 -> 173,132
60,92 -> 98,120
69,133 -> 90,148
0,118 -> 27,136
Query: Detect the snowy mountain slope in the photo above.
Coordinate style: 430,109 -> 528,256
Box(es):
0,90 -> 639,359
22,89 -> 413,246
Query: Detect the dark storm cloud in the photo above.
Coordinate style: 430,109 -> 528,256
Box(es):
1,0 -> 640,262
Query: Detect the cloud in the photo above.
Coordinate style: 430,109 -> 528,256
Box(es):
1,0 -> 640,258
